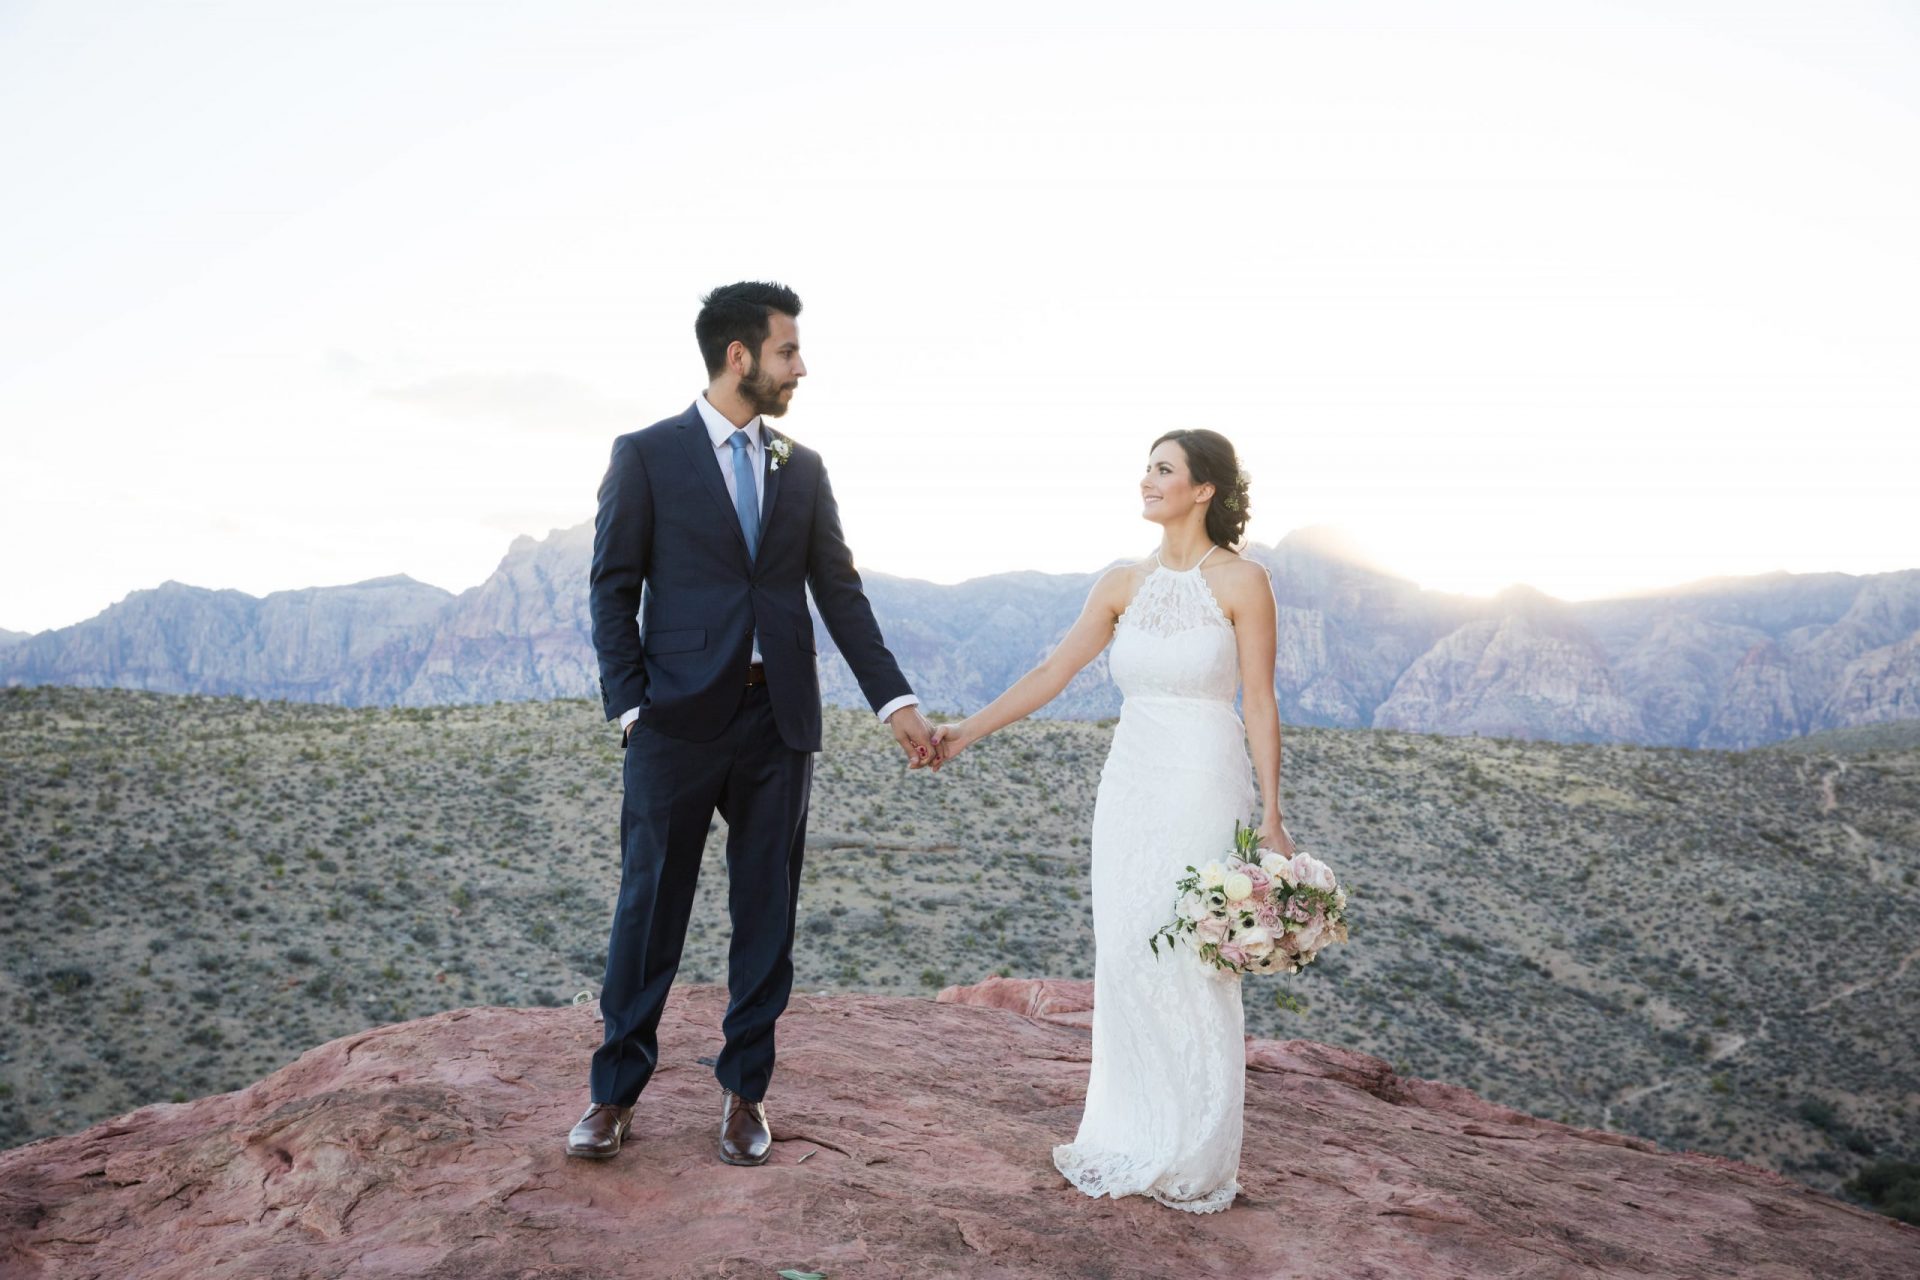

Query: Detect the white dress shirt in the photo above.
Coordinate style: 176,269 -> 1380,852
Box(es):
621,392 -> 918,736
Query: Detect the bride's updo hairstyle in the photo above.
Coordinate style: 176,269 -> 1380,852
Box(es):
1151,429 -> 1252,550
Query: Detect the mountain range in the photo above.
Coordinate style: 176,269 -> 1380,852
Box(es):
4,523 -> 1918,748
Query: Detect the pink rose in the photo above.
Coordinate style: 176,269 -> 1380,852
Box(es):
1254,901 -> 1282,930
1243,865 -> 1273,896
1196,916 -> 1230,945
1218,943 -> 1249,968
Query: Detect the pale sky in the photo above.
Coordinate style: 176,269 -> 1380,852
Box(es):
2,1 -> 1916,634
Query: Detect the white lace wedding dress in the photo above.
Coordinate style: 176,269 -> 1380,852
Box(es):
1052,544 -> 1255,1213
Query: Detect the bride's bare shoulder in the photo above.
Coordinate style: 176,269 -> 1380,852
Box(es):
1101,552 -> 1159,580
1205,551 -> 1275,609
1206,548 -> 1266,574
1092,554 -> 1156,610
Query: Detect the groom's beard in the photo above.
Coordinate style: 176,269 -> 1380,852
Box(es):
739,357 -> 795,418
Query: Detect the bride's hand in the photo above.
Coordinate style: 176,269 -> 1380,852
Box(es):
1258,816 -> 1296,858
928,720 -> 974,771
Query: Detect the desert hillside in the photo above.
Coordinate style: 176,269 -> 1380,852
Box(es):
1,685 -> 1916,1213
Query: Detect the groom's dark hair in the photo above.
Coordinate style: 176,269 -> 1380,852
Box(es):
696,281 -> 803,377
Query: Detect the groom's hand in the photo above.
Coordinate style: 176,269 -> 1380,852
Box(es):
886,705 -> 936,769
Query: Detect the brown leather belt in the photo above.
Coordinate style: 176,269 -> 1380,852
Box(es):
745,662 -> 766,688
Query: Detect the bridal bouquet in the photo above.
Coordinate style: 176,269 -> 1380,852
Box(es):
1149,820 -> 1349,977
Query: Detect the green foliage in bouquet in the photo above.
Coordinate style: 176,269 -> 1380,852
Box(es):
1148,819 -> 1350,978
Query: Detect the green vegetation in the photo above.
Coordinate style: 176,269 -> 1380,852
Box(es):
1843,1159 -> 1920,1225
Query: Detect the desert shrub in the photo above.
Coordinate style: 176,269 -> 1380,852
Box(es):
1844,1159 -> 1920,1225
46,966 -> 94,995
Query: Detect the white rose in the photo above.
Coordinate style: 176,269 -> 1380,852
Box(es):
1223,872 -> 1254,902
1259,851 -> 1287,875
1293,854 -> 1336,893
1238,927 -> 1275,958
1181,892 -> 1209,922
1291,919 -> 1325,953
1200,862 -> 1226,887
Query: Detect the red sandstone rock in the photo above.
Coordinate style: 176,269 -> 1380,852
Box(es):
0,979 -> 1912,1279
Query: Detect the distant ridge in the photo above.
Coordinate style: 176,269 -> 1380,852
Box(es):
5,523 -> 1920,748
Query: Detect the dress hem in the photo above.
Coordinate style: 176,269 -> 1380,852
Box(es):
1052,1142 -> 1239,1215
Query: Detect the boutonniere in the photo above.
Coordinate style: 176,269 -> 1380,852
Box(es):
768,435 -> 793,472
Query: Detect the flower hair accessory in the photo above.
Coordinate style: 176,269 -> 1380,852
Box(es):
768,435 -> 793,472
1222,466 -> 1250,510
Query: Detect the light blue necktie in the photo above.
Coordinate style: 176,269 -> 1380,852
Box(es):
727,429 -> 759,560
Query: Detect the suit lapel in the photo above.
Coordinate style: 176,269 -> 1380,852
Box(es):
675,405 -> 750,559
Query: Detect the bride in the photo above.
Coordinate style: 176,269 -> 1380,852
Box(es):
929,428 -> 1294,1213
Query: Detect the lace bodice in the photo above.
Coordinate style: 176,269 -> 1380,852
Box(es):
1109,547 -> 1239,705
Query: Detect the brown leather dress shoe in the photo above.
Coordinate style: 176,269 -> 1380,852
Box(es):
566,1102 -> 634,1159
719,1088 -> 771,1166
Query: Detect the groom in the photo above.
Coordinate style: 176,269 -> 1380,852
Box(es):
569,281 -> 937,1165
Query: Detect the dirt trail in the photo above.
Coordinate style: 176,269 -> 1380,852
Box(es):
1816,759 -> 1887,884
1805,941 -> 1920,1014
1601,1015 -> 1767,1132
1817,761 -> 1843,813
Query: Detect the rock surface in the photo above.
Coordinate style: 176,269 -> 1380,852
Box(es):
1,978 -> 1913,1279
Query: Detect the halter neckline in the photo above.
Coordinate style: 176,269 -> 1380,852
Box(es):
1154,545 -> 1218,575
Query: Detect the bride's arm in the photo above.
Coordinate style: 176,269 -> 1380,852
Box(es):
929,567 -> 1132,767
1228,562 -> 1292,852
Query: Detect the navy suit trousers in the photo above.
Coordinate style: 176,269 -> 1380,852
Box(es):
589,681 -> 812,1106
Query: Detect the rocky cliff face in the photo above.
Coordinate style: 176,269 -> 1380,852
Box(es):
396,523 -> 599,707
1372,588 -> 1647,743
0,575 -> 451,703
1,978 -> 1911,1279
1825,630 -> 1920,728
6,525 -> 1920,748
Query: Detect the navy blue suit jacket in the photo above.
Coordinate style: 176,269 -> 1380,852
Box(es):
589,402 -> 911,753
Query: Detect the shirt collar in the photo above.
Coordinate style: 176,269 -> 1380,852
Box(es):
696,391 -> 763,451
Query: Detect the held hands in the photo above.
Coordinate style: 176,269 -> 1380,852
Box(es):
880,706 -> 976,773
886,705 -> 938,769
927,719 -> 974,771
